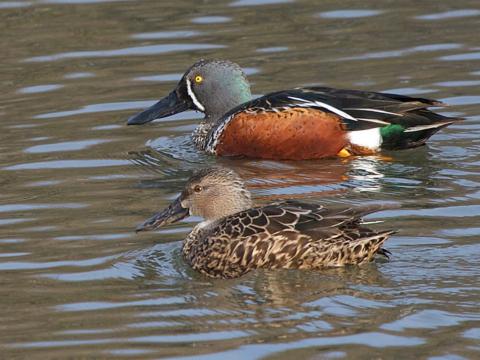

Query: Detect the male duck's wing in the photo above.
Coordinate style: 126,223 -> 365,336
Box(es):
210,87 -> 457,131
205,87 -> 461,155
205,88 -> 355,153
296,87 -> 461,131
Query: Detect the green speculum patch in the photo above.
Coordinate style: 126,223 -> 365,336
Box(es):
380,124 -> 405,139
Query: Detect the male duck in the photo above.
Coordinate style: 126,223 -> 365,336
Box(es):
127,59 -> 461,160
135,167 -> 395,279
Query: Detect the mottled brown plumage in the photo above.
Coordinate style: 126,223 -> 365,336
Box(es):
135,167 -> 396,279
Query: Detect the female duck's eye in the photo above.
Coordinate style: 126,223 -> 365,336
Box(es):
194,75 -> 203,84
193,185 -> 203,193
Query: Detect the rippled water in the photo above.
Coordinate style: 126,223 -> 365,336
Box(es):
1,0 -> 479,358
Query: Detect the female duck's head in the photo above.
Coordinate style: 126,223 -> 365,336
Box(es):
127,59 -> 252,125
135,167 -> 252,232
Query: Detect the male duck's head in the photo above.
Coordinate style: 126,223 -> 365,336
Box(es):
127,59 -> 252,125
135,167 -> 252,232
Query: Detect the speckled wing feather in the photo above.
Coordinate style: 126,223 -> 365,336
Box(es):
188,201 -> 395,278
205,87 -> 460,152
215,200 -> 392,241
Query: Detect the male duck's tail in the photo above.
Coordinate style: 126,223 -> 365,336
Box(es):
379,109 -> 462,150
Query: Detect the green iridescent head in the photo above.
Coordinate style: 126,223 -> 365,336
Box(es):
127,59 -> 252,125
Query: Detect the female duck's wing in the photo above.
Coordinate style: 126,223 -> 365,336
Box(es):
202,201 -> 394,277
214,200 -> 392,239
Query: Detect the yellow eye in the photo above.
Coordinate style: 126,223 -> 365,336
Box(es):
194,75 -> 203,84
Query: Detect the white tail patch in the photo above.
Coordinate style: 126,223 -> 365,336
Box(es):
186,78 -> 205,112
348,128 -> 382,150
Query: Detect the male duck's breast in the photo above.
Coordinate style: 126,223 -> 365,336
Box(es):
213,108 -> 348,160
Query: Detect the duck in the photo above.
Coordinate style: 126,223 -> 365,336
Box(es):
127,59 -> 461,160
134,167 -> 396,279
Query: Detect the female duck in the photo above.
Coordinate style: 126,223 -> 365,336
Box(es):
135,167 -> 395,279
127,59 -> 461,160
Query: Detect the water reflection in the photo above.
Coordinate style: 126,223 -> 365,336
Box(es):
231,0 -> 294,6
25,44 -> 225,62
1,0 -> 480,358
18,84 -> 64,94
340,43 -> 463,61
415,9 -> 480,20
318,10 -> 384,19
129,138 -> 401,198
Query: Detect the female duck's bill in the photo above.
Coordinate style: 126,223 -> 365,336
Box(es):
135,195 -> 189,232
135,167 -> 252,233
133,167 -> 396,279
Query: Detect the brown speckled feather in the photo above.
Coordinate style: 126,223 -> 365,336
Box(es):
182,201 -> 394,279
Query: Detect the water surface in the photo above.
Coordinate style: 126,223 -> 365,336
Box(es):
1,0 -> 479,358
